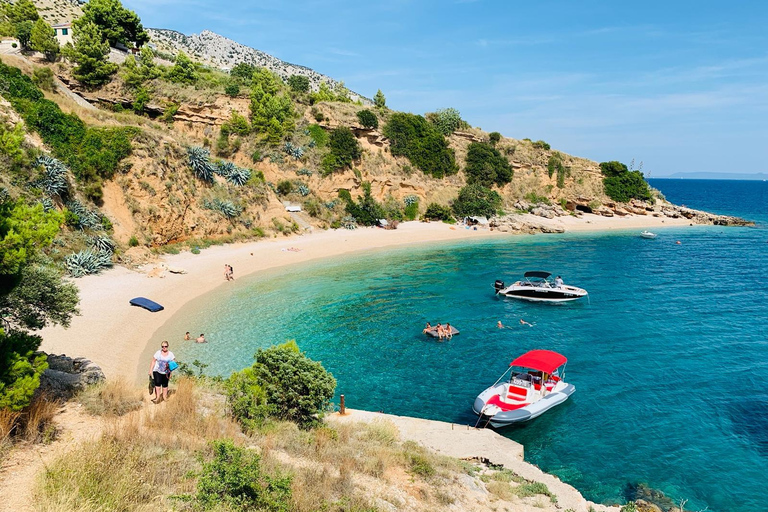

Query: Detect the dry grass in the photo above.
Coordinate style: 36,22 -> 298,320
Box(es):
0,394 -> 61,450
78,378 -> 144,417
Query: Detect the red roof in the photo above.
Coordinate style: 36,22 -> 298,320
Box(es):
510,350 -> 567,373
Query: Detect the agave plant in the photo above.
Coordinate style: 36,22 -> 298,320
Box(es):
35,155 -> 69,197
66,200 -> 103,230
89,235 -> 116,254
341,215 -> 357,230
39,196 -> 55,212
187,146 -> 216,183
65,249 -> 113,277
404,195 -> 419,206
226,167 -> 251,186
324,200 -> 338,209
297,184 -> 310,197
283,142 -> 304,159
215,160 -> 237,178
203,198 -> 242,219
296,168 -> 313,177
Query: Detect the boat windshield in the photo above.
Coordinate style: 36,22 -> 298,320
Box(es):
510,371 -> 543,387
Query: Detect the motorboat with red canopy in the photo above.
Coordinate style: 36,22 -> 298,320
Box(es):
473,349 -> 575,427
493,271 -> 588,302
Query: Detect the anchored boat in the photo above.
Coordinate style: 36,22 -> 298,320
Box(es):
493,271 -> 588,302
640,230 -> 658,239
473,349 -> 574,427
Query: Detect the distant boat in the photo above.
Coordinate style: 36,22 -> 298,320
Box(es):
640,231 -> 657,239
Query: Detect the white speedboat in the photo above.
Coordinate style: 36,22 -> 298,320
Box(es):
473,350 -> 574,427
640,230 -> 657,239
493,272 -> 587,302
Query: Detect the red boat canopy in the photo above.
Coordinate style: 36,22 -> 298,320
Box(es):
510,350 -> 567,373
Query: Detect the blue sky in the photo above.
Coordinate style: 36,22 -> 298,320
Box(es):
124,0 -> 767,176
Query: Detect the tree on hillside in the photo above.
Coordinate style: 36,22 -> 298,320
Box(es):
383,112 -> 458,179
121,46 -> 160,88
599,160 -> 628,177
2,0 -> 39,25
356,109 -> 378,129
166,51 -> 198,84
600,160 -> 652,203
452,183 -> 502,218
249,69 -> 294,145
0,198 -> 79,411
230,62 -> 256,81
30,19 -> 60,61
15,20 -> 33,49
74,0 -> 149,47
287,74 -> 309,93
321,127 -> 361,174
373,89 -> 386,108
464,142 -> 513,187
429,107 -> 465,135
64,21 -> 118,87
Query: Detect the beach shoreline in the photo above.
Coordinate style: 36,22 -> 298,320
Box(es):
39,212 -> 697,382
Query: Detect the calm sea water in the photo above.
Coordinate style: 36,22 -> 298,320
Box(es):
158,179 -> 768,511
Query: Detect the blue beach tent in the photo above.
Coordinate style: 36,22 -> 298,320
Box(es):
129,297 -> 164,312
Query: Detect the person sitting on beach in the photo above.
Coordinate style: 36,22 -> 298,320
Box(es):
554,275 -> 564,288
184,332 -> 190,340
196,333 -> 206,343
422,322 -> 432,334
445,323 -> 453,340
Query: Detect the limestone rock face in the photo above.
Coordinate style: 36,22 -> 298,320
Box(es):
38,354 -> 106,400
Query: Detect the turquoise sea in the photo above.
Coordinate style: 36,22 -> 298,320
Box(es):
156,179 -> 768,511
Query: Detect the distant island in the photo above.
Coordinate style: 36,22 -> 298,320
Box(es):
654,172 -> 768,180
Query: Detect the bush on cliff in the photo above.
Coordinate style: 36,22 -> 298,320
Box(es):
464,142 -> 513,187
600,160 -> 652,203
383,112 -> 458,179
321,126 -> 360,175
226,340 -> 336,428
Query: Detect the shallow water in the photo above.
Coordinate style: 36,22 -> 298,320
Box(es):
157,180 -> 768,511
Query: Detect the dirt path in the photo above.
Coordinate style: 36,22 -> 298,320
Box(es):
0,403 -> 102,512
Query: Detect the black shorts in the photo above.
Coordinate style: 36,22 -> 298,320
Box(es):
152,371 -> 169,388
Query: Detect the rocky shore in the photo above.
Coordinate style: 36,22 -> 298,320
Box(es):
490,199 -> 753,234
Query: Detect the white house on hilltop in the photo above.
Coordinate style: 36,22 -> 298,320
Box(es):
51,23 -> 72,46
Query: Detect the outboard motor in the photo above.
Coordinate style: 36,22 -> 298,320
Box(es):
494,280 -> 505,294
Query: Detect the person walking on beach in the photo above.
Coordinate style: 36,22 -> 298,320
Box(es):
224,264 -> 234,281
148,341 -> 175,403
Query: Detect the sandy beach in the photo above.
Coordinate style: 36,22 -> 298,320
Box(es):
39,213 -> 693,381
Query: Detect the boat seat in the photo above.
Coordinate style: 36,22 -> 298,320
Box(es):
486,394 -> 528,412
506,385 -> 528,401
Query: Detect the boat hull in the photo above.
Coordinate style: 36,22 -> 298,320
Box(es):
497,285 -> 587,302
473,383 -> 575,427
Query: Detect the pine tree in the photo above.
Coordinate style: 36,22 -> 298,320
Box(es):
74,0 -> 148,47
3,0 -> 39,25
30,19 -> 59,61
166,51 -> 197,84
66,21 -> 118,87
373,89 -> 386,108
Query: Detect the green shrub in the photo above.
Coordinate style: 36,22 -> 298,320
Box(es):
321,127 -> 360,174
423,202 -> 453,221
337,189 -> 352,202
513,481 -> 555,502
230,62 -> 256,80
452,184 -> 502,218
225,367 -> 270,431
532,139 -> 551,150
31,67 -> 55,91
356,109 -> 378,129
404,201 -> 419,220
166,51 -> 197,84
128,235 -> 138,247
306,124 -> 328,147
382,113 -> 458,179
287,74 -> 309,93
600,160 -> 652,203
548,152 -> 569,188
429,107 -> 465,135
224,82 -> 240,97
488,131 -> 501,145
343,182 -> 384,226
464,142 -> 513,187
276,180 -> 293,195
161,102 -> 179,123
228,341 -> 336,428
195,440 -> 292,510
